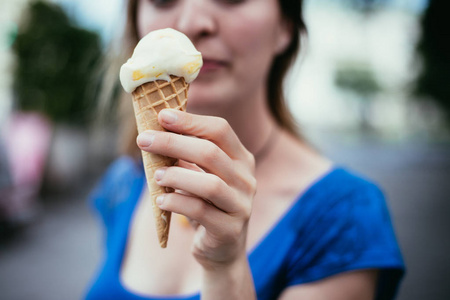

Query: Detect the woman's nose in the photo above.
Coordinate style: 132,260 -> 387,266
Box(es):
175,1 -> 217,42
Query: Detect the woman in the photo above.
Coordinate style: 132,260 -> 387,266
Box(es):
85,0 -> 404,299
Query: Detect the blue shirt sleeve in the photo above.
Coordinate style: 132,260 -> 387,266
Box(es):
285,172 -> 404,299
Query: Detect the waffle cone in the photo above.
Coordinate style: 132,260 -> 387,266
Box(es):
131,75 -> 189,248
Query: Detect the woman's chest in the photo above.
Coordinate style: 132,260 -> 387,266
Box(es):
118,181 -> 302,298
120,196 -> 202,297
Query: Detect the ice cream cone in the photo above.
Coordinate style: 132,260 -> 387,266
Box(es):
131,75 -> 189,248
120,28 -> 202,248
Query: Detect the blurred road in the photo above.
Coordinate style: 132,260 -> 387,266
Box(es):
0,134 -> 449,300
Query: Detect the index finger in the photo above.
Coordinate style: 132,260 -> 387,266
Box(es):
158,109 -> 251,161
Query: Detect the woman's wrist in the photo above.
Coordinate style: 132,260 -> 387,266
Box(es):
200,251 -> 256,300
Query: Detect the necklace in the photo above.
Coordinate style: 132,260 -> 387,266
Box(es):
254,125 -> 280,164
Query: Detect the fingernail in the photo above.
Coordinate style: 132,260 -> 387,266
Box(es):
156,195 -> 164,206
160,110 -> 178,124
154,168 -> 165,181
137,132 -> 154,147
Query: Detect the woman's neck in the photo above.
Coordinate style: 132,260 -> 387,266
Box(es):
220,92 -> 277,158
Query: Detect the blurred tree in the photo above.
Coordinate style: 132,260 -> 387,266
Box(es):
12,1 -> 102,125
335,62 -> 382,129
414,0 -> 450,125
340,0 -> 388,14
335,63 -> 381,97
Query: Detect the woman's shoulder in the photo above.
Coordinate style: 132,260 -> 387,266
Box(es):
296,166 -> 388,221
320,166 -> 383,197
288,166 -> 402,264
282,166 -> 404,290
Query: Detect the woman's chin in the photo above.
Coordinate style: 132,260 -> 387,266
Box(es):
186,99 -> 221,116
186,76 -> 240,116
186,86 -> 221,113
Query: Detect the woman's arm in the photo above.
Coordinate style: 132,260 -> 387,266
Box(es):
137,109 -> 257,299
279,269 -> 378,300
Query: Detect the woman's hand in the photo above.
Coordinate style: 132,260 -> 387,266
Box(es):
136,109 -> 257,271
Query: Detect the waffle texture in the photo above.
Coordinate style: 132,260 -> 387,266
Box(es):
131,76 -> 189,248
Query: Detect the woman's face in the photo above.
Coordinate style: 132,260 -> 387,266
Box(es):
136,0 -> 291,115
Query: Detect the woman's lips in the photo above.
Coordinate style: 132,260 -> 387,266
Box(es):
200,59 -> 228,74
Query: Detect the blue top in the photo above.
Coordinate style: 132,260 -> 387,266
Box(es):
84,156 -> 404,300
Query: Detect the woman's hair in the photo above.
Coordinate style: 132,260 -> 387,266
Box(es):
117,0 -> 307,157
270,1 -> 307,136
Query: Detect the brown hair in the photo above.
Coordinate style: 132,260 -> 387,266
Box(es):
271,0 -> 307,136
118,0 -> 307,157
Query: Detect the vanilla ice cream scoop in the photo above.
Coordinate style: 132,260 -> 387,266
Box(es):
120,28 -> 203,93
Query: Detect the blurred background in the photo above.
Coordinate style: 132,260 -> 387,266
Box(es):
0,0 -> 449,299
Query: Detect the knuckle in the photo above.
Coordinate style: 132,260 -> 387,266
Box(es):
234,193 -> 252,221
224,223 -> 244,243
160,167 -> 175,185
234,172 -> 257,196
163,132 -> 177,152
241,201 -> 252,220
205,176 -> 224,198
160,192 -> 173,208
214,117 -> 231,136
246,151 -> 256,170
183,112 -> 195,131
215,116 -> 228,126
191,200 -> 208,219
201,142 -> 222,164
249,177 -> 257,194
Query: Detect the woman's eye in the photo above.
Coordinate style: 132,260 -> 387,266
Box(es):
217,0 -> 246,5
149,0 -> 177,8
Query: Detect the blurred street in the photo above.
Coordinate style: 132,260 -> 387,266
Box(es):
0,134 -> 449,300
